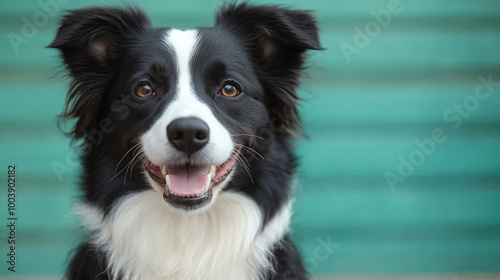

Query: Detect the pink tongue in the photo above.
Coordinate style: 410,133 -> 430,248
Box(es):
167,165 -> 210,196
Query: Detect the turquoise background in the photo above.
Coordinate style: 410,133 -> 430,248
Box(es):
1,0 -> 500,278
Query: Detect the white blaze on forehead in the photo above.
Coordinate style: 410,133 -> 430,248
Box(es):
140,29 -> 233,167
164,29 -> 212,119
166,29 -> 198,98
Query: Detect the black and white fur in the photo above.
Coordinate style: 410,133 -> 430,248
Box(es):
50,4 -> 321,280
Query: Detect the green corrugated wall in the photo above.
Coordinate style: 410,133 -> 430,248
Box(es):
1,0 -> 499,278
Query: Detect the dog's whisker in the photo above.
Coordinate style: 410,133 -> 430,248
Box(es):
114,143 -> 142,175
124,149 -> 144,183
128,151 -> 144,179
109,145 -> 143,183
231,151 -> 254,183
238,160 -> 254,183
237,149 -> 252,168
234,154 -> 250,173
234,144 -> 264,160
119,145 -> 142,173
108,161 -> 132,182
112,144 -> 142,183
230,133 -> 265,140
234,146 -> 263,162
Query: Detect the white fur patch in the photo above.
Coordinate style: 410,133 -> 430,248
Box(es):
141,29 -> 233,167
76,190 -> 291,280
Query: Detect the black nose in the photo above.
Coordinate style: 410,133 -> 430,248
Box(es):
167,117 -> 210,156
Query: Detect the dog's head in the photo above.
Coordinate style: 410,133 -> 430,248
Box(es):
50,4 -> 321,212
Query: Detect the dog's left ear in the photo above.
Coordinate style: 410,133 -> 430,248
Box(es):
216,4 -> 323,134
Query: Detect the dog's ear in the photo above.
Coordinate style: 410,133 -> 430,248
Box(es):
216,4 -> 322,134
48,7 -> 152,140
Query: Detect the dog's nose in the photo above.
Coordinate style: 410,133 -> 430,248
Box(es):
167,117 -> 210,156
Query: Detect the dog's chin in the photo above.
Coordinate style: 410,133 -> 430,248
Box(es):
141,149 -> 240,212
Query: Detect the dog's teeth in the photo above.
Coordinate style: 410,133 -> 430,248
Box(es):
204,173 -> 212,193
209,165 -> 216,177
161,165 -> 168,176
165,175 -> 174,194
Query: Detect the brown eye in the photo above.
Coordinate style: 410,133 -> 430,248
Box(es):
135,84 -> 154,98
220,84 -> 240,98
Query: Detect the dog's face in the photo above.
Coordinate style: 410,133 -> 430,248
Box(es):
50,5 -> 321,212
134,28 -> 269,211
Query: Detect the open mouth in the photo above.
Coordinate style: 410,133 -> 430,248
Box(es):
141,149 -> 240,210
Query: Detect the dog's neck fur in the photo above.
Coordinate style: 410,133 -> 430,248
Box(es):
76,189 -> 291,280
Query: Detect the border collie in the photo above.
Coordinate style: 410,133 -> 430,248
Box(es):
50,3 -> 321,280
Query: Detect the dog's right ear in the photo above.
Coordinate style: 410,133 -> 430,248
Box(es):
48,7 -> 151,140
49,6 -> 151,68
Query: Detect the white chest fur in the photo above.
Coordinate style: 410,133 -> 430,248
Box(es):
76,190 -> 291,280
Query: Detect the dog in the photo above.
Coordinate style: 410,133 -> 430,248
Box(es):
50,3 -> 321,280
